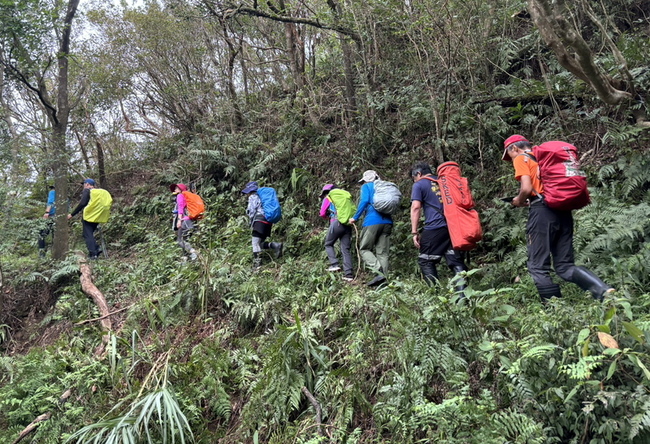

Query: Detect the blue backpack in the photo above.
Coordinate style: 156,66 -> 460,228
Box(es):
257,187 -> 282,223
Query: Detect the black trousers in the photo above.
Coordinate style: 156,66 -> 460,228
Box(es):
526,200 -> 576,286
82,220 -> 100,257
38,220 -> 54,249
527,200 -> 612,300
418,227 -> 466,284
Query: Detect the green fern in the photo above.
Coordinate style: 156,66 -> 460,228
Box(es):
492,409 -> 546,443
629,402 -> 650,439
559,355 -> 605,380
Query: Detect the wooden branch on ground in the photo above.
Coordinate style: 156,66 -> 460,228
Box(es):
75,305 -> 131,326
77,252 -> 112,357
301,386 -> 323,436
12,389 -> 72,444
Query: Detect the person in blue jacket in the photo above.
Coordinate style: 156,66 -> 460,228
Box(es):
349,170 -> 393,287
38,185 -> 56,257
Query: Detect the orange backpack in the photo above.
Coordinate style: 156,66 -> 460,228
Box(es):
181,190 -> 205,221
427,162 -> 482,251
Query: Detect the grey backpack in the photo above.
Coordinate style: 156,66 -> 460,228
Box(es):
372,180 -> 402,215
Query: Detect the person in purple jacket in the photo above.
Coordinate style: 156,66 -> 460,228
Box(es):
349,170 -> 393,287
319,184 -> 354,281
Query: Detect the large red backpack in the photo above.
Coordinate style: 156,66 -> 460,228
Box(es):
425,162 -> 483,251
528,141 -> 590,211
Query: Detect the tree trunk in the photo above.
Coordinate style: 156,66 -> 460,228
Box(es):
96,138 -> 106,189
51,0 -> 81,259
527,0 -> 632,106
327,0 -> 357,120
51,125 -> 69,260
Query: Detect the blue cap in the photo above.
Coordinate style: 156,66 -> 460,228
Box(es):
241,181 -> 259,194
84,178 -> 96,186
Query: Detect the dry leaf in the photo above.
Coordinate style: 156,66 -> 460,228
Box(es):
597,332 -> 619,349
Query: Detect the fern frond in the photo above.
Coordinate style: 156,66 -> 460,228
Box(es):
492,409 -> 545,443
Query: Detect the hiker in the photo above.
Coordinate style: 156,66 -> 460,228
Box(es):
319,184 -> 354,282
170,183 -> 199,262
38,185 -> 56,257
349,170 -> 393,287
68,179 -> 111,259
241,181 -> 283,270
410,163 -> 468,288
502,134 -> 615,301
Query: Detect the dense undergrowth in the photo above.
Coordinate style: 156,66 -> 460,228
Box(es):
0,146 -> 649,443
2,1 -> 650,440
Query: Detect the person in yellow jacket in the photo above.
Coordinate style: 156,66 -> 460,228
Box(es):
68,179 -> 112,259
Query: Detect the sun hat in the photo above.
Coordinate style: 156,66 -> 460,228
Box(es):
241,181 -> 259,194
502,135 -> 529,161
319,184 -> 335,198
359,170 -> 379,183
169,183 -> 187,192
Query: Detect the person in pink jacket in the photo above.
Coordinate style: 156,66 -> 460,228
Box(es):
319,184 -> 354,281
170,184 -> 198,261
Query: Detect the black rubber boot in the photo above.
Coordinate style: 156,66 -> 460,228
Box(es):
571,266 -> 613,301
366,274 -> 387,287
537,284 -> 562,303
418,258 -> 438,287
451,265 -> 467,298
270,242 -> 283,258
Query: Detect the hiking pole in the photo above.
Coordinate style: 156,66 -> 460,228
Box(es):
353,223 -> 362,279
98,225 -> 109,258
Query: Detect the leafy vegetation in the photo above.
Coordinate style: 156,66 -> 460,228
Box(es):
1,0 -> 650,442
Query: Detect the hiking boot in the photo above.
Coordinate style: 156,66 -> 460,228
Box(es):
366,275 -> 386,287
327,265 -> 341,272
600,288 -> 617,301
252,253 -> 262,271
189,249 -> 199,262
343,275 -> 354,282
272,242 -> 283,259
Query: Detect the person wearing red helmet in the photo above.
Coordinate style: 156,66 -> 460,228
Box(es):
502,135 -> 614,302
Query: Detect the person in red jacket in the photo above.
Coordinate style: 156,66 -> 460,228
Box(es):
502,134 -> 615,301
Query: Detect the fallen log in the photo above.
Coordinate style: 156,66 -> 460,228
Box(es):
12,389 -> 72,444
77,252 -> 112,333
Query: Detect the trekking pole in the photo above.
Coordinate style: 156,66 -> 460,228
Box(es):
353,223 -> 362,279
98,225 -> 109,258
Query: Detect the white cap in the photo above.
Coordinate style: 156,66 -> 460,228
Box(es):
359,170 -> 379,183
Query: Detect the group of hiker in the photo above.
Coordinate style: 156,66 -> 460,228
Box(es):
41,133 -> 616,302
40,179 -> 113,260
237,133 -> 614,302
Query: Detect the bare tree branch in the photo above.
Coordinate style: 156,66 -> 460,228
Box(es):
202,1 -> 361,43
527,0 -> 632,106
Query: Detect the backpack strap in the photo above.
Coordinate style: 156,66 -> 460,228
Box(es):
520,152 -> 537,163
516,152 -> 543,198
420,176 -> 445,217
